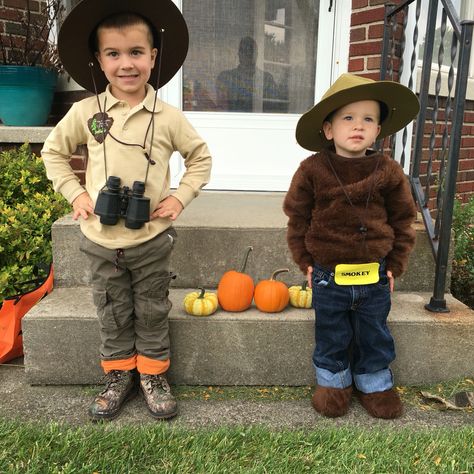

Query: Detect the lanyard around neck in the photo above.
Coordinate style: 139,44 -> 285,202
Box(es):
88,29 -> 165,186
325,153 -> 381,241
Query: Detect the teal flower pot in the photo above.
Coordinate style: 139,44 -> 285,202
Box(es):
0,66 -> 58,126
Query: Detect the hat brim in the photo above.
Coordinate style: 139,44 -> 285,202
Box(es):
58,0 -> 189,93
295,81 -> 420,152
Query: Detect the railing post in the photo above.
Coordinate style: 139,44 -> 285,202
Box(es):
409,0 -> 439,259
425,19 -> 474,312
411,0 -> 438,179
380,3 -> 397,81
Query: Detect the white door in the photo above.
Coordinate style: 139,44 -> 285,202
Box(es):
163,0 -> 350,191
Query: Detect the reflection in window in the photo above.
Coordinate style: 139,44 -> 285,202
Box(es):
182,0 -> 319,114
418,0 -> 466,70
215,36 -> 280,111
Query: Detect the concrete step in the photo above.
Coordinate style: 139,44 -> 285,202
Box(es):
52,191 -> 443,292
52,192 -> 444,291
23,287 -> 474,386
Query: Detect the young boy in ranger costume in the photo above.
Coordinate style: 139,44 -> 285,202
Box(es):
283,74 -> 419,419
42,0 -> 211,420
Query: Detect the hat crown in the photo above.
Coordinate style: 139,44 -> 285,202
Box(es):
321,73 -> 376,101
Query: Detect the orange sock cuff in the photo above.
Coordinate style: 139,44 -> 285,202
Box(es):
101,355 -> 137,373
137,355 -> 170,375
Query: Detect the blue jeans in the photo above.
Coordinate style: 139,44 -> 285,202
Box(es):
312,261 -> 395,393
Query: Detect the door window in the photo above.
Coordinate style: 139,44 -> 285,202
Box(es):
182,0 -> 318,114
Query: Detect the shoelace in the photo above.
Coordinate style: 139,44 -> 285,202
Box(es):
142,375 -> 170,394
100,370 -> 129,394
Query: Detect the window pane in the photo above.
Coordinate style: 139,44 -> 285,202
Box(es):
418,0 -> 462,69
182,0 -> 319,113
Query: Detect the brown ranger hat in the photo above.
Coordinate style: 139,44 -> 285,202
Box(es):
58,0 -> 189,93
295,73 -> 420,152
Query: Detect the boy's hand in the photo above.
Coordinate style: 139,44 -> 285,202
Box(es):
387,270 -> 395,293
306,266 -> 313,289
152,195 -> 183,221
72,192 -> 94,220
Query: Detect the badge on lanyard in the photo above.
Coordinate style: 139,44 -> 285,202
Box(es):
334,262 -> 380,286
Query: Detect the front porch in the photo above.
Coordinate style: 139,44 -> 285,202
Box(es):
23,192 -> 474,386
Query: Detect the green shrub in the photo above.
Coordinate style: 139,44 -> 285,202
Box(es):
0,144 -> 71,300
451,196 -> 474,309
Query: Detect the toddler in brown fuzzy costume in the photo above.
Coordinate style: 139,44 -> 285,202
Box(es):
283,73 -> 419,419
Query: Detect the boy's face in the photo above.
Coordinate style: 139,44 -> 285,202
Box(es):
96,24 -> 158,106
322,100 -> 381,158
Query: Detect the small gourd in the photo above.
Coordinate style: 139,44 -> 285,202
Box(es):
254,268 -> 290,313
288,281 -> 313,308
218,246 -> 255,312
184,288 -> 218,316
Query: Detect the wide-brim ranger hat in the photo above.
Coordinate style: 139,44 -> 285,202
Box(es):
295,73 -> 420,152
58,0 -> 189,93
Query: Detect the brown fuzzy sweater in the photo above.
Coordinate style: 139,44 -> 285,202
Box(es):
283,149 -> 417,278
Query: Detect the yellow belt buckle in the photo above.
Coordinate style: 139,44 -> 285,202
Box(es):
334,262 -> 380,286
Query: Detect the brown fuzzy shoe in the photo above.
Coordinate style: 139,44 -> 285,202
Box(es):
311,386 -> 353,417
140,373 -> 178,420
357,388 -> 403,419
88,370 -> 138,421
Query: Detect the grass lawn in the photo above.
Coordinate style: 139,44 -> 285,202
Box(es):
0,422 -> 473,474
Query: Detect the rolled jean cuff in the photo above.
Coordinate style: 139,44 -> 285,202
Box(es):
315,365 -> 352,389
354,368 -> 394,394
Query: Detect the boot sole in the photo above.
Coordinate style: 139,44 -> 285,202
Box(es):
146,407 -> 178,420
89,387 -> 139,422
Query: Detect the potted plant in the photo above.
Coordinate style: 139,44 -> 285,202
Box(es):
0,144 -> 70,363
0,0 -> 64,126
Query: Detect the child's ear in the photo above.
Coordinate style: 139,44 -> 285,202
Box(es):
151,48 -> 158,67
322,121 -> 333,140
95,52 -> 104,71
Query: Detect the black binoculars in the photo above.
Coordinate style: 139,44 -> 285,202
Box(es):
94,176 -> 150,229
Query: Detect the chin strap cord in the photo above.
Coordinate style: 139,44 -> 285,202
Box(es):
87,28 -> 165,188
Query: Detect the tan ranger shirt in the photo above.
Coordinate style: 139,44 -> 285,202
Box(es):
42,85 -> 212,249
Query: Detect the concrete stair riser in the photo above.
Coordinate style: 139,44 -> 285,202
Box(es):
23,288 -> 474,386
52,216 -> 442,292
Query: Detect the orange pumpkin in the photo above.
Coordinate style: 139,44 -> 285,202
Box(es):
254,268 -> 290,313
217,246 -> 255,312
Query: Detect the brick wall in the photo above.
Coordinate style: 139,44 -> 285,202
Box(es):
349,0 -> 474,204
0,0 -> 47,64
349,0 -> 394,79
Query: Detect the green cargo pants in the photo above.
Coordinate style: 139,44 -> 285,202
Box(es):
79,228 -> 177,363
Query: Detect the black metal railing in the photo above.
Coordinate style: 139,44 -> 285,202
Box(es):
380,0 -> 474,312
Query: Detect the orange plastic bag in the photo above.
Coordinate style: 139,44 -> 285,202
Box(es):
0,265 -> 54,363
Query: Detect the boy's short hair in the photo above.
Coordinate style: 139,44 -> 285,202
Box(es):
92,13 -> 155,53
324,101 -> 389,125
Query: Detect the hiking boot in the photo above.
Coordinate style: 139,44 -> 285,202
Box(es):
88,370 -> 138,421
311,385 -> 353,417
140,373 -> 178,419
356,388 -> 403,419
